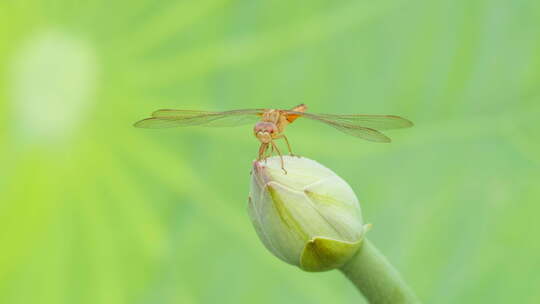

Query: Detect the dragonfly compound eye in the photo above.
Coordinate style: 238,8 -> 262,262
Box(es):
255,122 -> 277,134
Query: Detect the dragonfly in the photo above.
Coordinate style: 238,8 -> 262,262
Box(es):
134,104 -> 413,172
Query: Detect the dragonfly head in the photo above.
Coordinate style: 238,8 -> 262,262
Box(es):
254,122 -> 278,143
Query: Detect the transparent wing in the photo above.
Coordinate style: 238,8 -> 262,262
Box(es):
314,119 -> 391,142
303,113 -> 414,130
283,111 -> 413,142
134,109 -> 264,128
151,109 -> 215,117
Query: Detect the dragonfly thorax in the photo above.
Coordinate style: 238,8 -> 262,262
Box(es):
261,109 -> 281,123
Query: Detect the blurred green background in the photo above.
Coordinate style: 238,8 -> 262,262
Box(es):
1,0 -> 539,303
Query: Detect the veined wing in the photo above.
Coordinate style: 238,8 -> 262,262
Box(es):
305,113 -> 413,130
134,109 -> 264,128
283,111 -> 413,142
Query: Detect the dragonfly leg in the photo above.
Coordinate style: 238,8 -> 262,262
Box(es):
281,135 -> 297,157
265,143 -> 271,163
271,141 -> 287,174
275,135 -> 298,157
258,143 -> 269,161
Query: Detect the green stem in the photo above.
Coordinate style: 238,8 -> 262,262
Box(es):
339,239 -> 420,304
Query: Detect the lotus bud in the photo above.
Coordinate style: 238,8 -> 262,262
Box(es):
248,156 -> 367,272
